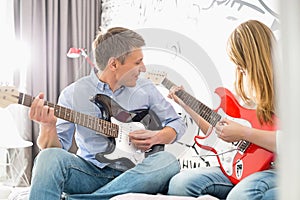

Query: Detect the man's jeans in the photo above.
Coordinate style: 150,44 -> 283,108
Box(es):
29,148 -> 180,200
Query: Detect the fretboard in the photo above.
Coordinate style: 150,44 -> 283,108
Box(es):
162,78 -> 221,127
18,93 -> 119,137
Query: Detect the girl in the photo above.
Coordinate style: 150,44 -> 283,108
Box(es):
167,20 -> 279,200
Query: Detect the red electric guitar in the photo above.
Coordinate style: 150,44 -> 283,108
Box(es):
146,71 -> 277,185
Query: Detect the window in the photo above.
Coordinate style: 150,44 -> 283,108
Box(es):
0,0 -> 30,88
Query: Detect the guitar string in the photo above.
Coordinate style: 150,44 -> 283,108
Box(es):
163,78 -> 221,126
55,106 -> 148,138
51,102 -> 151,137
21,92 -> 160,140
55,107 -> 150,135
192,148 -> 239,158
21,93 -> 132,137
163,79 -> 253,155
14,91 -> 154,153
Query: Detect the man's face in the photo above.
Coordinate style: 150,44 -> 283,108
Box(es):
116,48 -> 146,87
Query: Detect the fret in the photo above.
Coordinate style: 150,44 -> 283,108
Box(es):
63,107 -> 68,120
68,110 -> 75,122
18,93 -> 25,106
84,113 -> 88,127
209,112 -> 216,126
102,120 -> 107,134
203,107 -> 212,121
111,124 -> 118,137
212,112 -> 220,126
24,94 -> 34,107
108,122 -> 116,137
80,113 -> 86,127
78,113 -> 82,125
86,115 -> 91,129
92,116 -> 96,132
190,97 -> 199,113
16,92 -> 119,138
54,107 -> 60,118
54,105 -> 62,119
103,121 -> 108,135
87,115 -> 94,129
46,101 -> 55,108
99,118 -> 104,132
161,77 -> 222,127
103,121 -> 109,135
162,79 -> 173,90
73,111 -> 79,124
96,118 -> 101,133
65,109 -> 72,121
85,115 -> 88,128
82,113 -> 86,127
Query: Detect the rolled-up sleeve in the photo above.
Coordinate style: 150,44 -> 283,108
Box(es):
56,85 -> 76,150
114,78 -> 187,142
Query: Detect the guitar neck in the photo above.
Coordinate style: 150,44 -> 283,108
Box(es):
162,78 -> 221,127
18,93 -> 118,137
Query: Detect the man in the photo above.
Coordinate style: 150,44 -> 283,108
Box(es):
28,27 -> 186,200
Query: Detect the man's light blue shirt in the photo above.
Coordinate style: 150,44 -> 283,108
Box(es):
56,69 -> 186,168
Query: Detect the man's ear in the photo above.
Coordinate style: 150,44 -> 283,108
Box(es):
107,57 -> 117,71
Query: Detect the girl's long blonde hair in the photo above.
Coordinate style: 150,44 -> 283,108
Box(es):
227,20 -> 276,125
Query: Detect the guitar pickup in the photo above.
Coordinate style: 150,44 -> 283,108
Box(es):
237,140 -> 250,153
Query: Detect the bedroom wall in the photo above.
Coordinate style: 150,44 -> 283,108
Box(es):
100,0 -> 280,168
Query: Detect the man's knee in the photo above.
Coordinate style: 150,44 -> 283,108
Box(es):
33,148 -> 69,171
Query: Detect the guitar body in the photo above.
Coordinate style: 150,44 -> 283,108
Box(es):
146,71 -> 277,185
0,86 -> 164,172
195,87 -> 276,185
92,94 -> 164,171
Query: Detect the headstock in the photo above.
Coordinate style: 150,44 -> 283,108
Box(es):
0,86 -> 20,108
145,71 -> 167,85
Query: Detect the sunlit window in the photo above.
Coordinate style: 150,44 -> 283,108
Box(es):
0,0 -> 30,88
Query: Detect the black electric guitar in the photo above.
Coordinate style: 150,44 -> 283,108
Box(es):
0,86 -> 164,171
146,71 -> 276,185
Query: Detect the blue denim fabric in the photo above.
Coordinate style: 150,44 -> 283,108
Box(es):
29,148 -> 180,200
168,166 -> 277,200
227,169 -> 277,200
168,167 -> 233,199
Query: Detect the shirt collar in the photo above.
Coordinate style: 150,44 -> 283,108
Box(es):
89,68 -> 109,91
114,85 -> 125,96
89,68 -> 125,95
